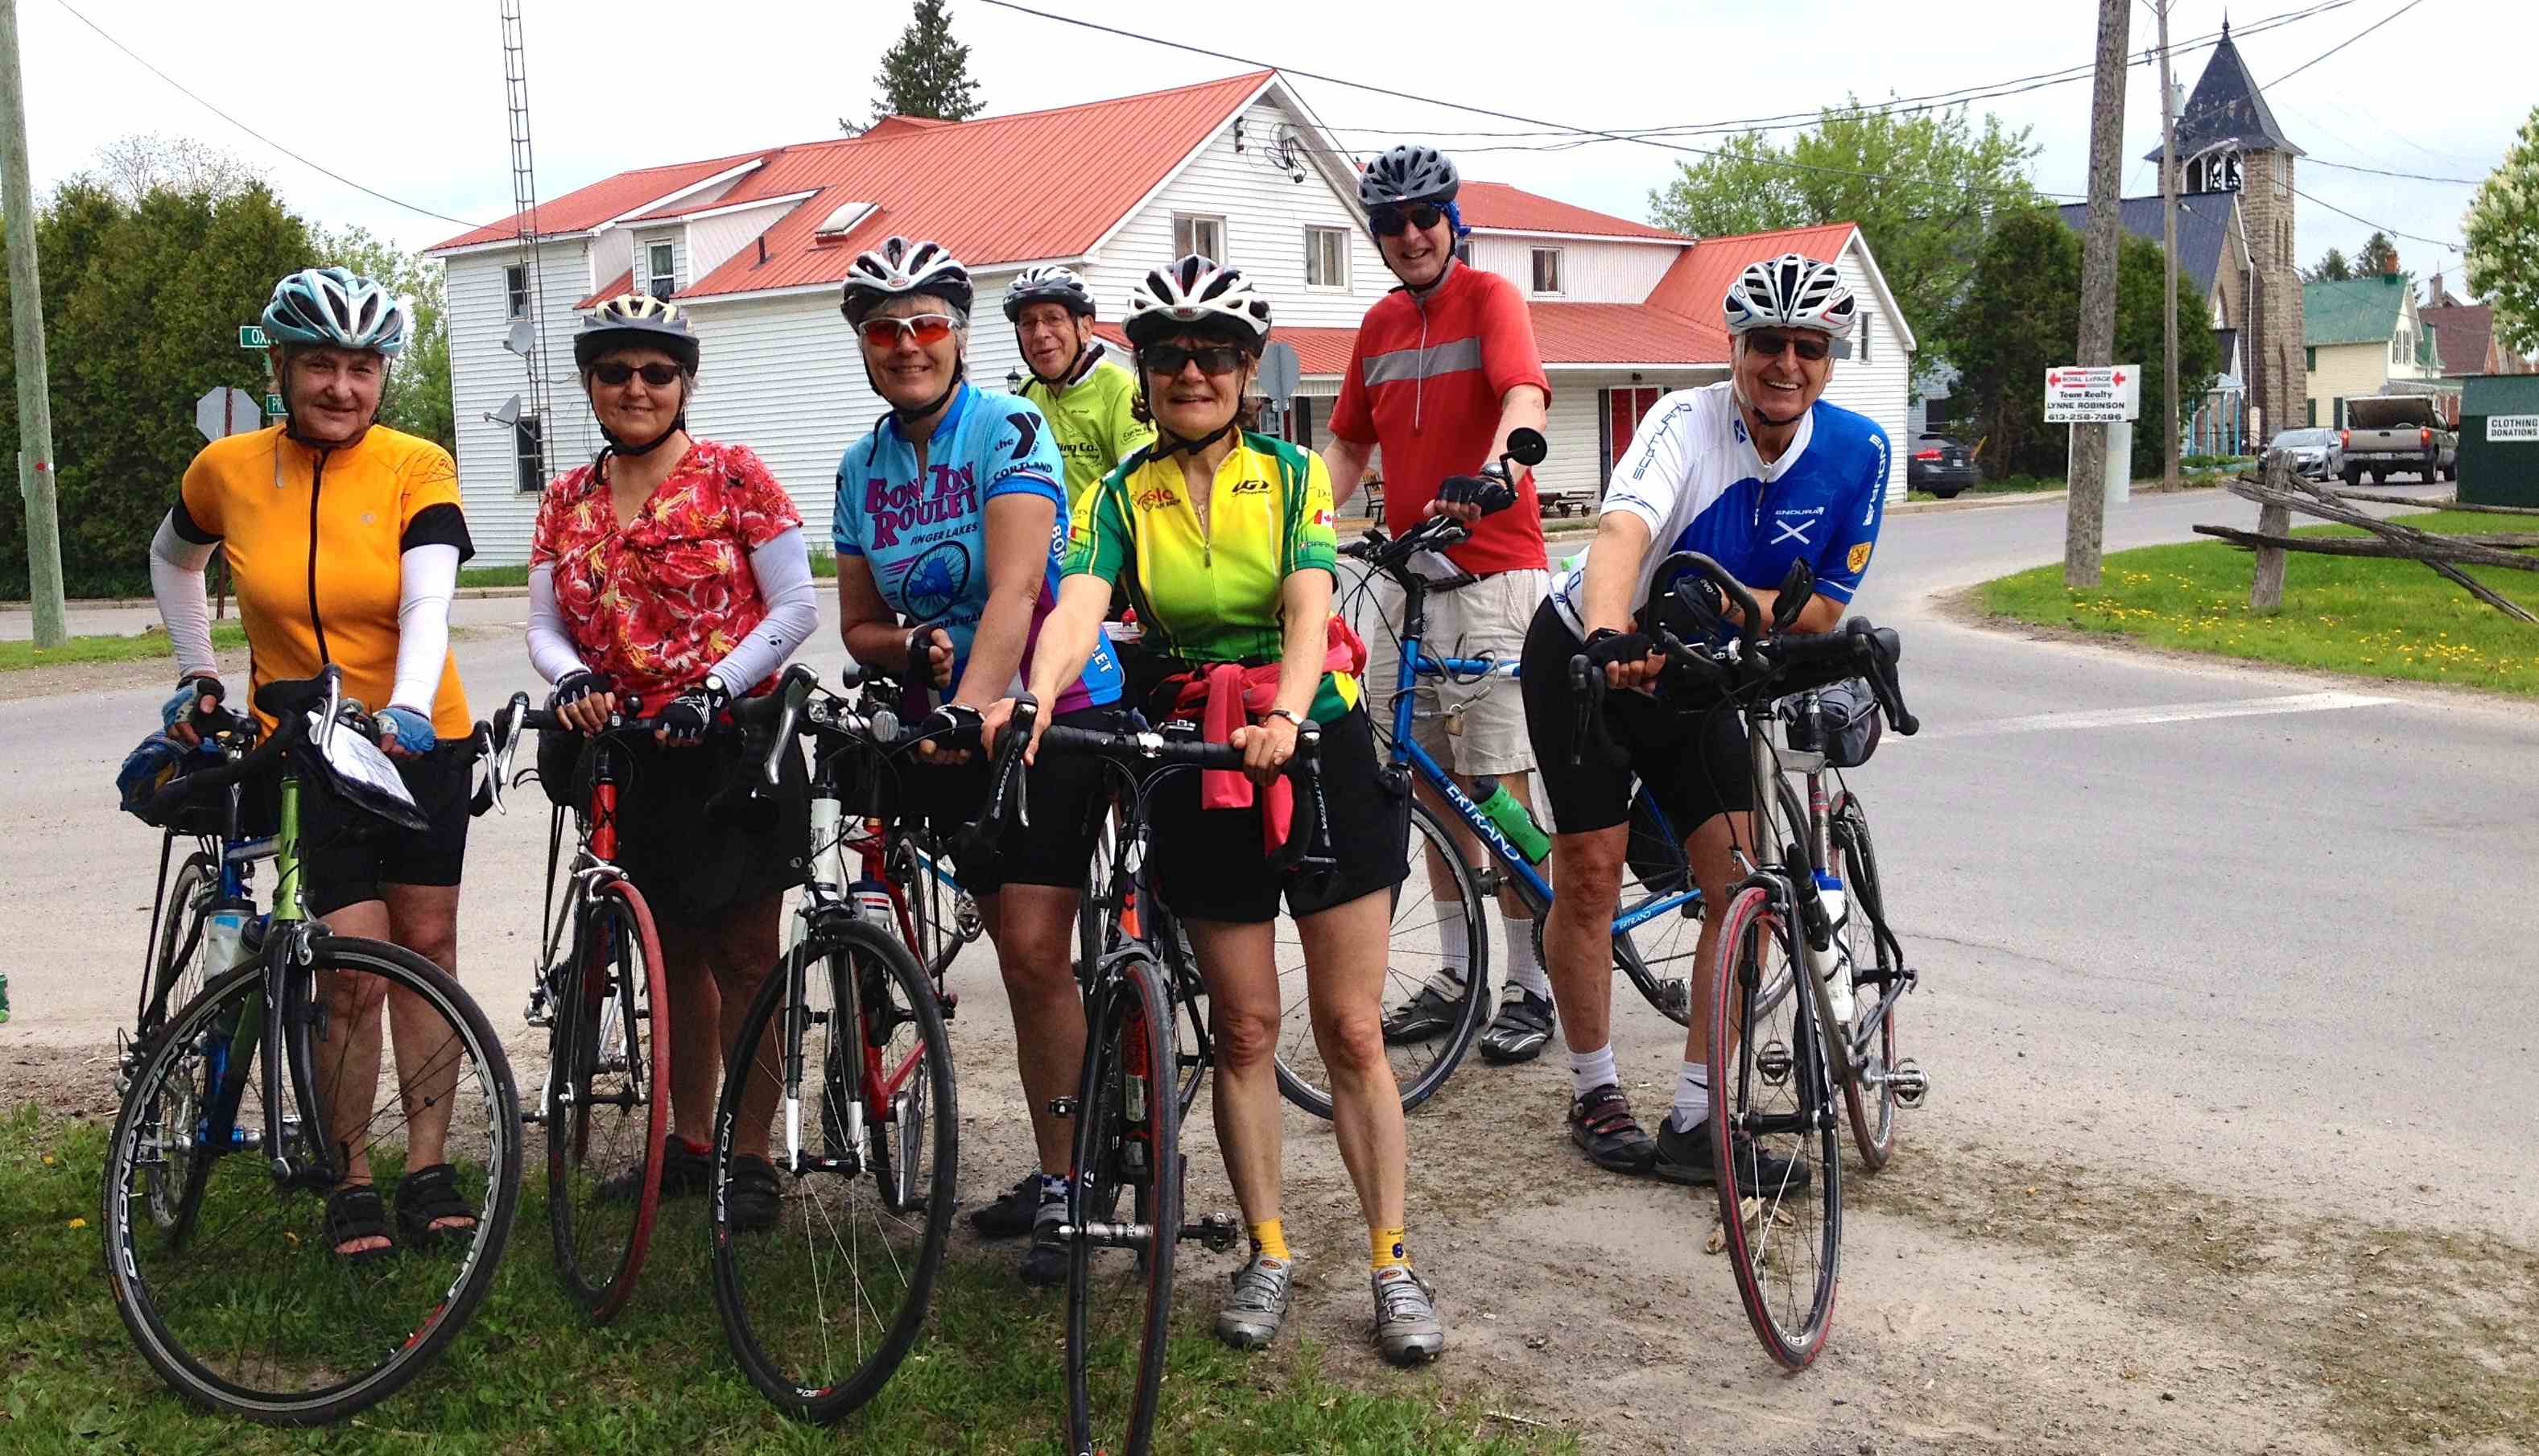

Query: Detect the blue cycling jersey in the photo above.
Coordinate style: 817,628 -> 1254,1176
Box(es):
834,382 -> 1122,711
1551,383 -> 1889,637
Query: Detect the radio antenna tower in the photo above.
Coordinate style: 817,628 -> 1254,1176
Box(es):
499,0 -> 552,477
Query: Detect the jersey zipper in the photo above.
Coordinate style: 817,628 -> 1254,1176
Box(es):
305,445 -> 332,666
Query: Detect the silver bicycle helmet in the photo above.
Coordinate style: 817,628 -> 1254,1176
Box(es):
262,266 -> 407,356
1121,255 -> 1272,350
841,236 -> 975,325
1358,144 -> 1460,210
574,293 -> 700,372
1002,264 -> 1096,322
1722,253 -> 1857,340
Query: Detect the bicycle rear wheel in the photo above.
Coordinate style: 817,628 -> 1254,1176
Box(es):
547,880 -> 670,1322
142,847 -> 221,1038
896,831 -> 980,980
1707,886 -> 1841,1371
1830,791 -> 1900,1169
102,941 -> 521,1423
1610,787 -> 1699,1025
1066,951 -> 1180,1456
1274,799 -> 1488,1117
710,919 -> 956,1422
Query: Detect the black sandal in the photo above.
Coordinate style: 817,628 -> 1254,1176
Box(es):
393,1163 -> 481,1249
725,1153 -> 781,1234
324,1183 -> 395,1267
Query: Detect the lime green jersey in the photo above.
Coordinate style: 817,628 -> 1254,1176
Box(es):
1020,349 -> 1156,506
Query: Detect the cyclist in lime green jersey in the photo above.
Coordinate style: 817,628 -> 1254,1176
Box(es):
1005,266 -> 1155,506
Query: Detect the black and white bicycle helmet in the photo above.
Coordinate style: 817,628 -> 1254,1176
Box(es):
262,266 -> 407,356
1002,264 -> 1096,322
840,236 -> 975,325
1358,144 -> 1460,210
573,292 -> 700,371
1722,253 -> 1857,340
1121,255 -> 1272,350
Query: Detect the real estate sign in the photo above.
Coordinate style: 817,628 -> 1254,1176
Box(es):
2045,365 -> 2142,424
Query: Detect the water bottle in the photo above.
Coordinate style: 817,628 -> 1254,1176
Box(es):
204,897 -> 256,977
1813,869 -> 1856,1025
1472,777 -> 1551,864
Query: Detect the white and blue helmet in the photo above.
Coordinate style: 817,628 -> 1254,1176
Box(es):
1723,254 -> 1856,340
261,266 -> 407,355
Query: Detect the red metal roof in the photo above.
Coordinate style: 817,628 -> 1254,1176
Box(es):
575,270 -> 634,311
427,150 -> 773,252
1530,302 -> 1732,365
1645,222 -> 1858,320
1089,322 -> 1357,378
1457,182 -> 1690,241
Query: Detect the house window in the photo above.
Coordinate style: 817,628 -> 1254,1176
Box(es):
2306,398 -> 2317,427
2306,346 -> 2316,370
1530,247 -> 1563,295
1305,226 -> 1348,289
646,241 -> 675,299
1174,214 -> 1226,262
513,413 -> 546,494
505,264 -> 529,320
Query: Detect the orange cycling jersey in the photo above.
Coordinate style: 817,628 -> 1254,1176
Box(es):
174,424 -> 474,736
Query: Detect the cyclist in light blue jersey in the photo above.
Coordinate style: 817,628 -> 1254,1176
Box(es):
829,236 -> 1123,1285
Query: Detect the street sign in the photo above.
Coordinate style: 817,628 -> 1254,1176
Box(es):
265,393 -> 285,416
1257,340 -> 1300,402
2045,365 -> 2141,423
2487,415 -> 2539,442
238,324 -> 268,349
194,386 -> 262,442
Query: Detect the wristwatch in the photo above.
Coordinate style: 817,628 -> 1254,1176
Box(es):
1264,707 -> 1305,729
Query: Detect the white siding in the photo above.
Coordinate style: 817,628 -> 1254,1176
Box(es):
591,229 -> 632,295
1096,98 -> 1392,331
688,197 -> 811,282
1467,236 -> 1679,303
1818,239 -> 1911,505
448,239 -> 605,563
675,293 -> 868,551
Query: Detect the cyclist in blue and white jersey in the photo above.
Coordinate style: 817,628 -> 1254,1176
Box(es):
1519,253 -> 1889,1187
831,236 -> 1125,1285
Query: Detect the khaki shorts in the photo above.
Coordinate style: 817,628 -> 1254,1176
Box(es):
1359,567 -> 1546,777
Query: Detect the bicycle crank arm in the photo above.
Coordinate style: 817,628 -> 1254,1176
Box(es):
1061,1219 -> 1156,1248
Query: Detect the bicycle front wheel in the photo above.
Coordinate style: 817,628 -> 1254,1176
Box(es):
1274,799 -> 1488,1117
1707,886 -> 1841,1371
1831,791 -> 1901,1169
710,918 -> 956,1423
1067,951 -> 1181,1456
547,879 -> 670,1322
102,940 -> 522,1423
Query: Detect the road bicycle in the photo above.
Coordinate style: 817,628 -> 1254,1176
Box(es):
102,667 -> 521,1422
701,666 -> 960,1423
972,695 -> 1330,1456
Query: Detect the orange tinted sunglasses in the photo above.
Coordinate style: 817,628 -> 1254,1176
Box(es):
857,314 -> 958,349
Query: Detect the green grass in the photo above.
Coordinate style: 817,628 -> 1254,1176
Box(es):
0,1106 -> 1567,1455
0,622 -> 246,673
1977,509 -> 2539,695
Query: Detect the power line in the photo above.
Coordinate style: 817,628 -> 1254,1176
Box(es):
2267,0 -> 2426,89
2304,156 -> 2483,184
2292,186 -> 2461,253
53,0 -> 486,230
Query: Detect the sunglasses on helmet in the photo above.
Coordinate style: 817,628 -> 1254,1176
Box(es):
1742,330 -> 1831,361
1369,202 -> 1445,237
857,314 -> 960,349
1142,342 -> 1249,378
591,361 -> 683,387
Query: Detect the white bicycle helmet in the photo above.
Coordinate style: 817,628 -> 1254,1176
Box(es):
840,236 -> 975,325
261,266 -> 407,355
1722,253 -> 1857,340
574,293 -> 700,371
1358,144 -> 1460,210
1002,264 -> 1096,322
1121,254 -> 1271,350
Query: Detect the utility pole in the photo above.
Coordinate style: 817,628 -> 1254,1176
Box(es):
0,0 -> 63,646
2157,0 -> 2182,491
2067,0 -> 2131,588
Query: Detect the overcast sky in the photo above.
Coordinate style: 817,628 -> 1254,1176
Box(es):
19,0 -> 2526,293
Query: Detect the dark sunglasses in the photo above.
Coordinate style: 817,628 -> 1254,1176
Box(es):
1142,342 -> 1248,377
1743,331 -> 1831,361
1369,202 -> 1445,237
857,314 -> 959,349
592,361 -> 683,387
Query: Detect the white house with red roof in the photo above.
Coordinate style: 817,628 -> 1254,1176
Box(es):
427,72 -> 1916,563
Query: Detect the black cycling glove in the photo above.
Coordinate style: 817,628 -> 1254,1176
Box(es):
658,674 -> 731,746
547,669 -> 611,714
1436,468 -> 1517,515
919,702 -> 985,753
1583,629 -> 1654,667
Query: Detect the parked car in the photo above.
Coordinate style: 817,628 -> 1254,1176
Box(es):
2268,427 -> 2343,482
2339,394 -> 2457,485
1908,433 -> 1979,498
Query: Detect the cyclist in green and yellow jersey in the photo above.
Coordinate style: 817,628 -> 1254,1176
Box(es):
1004,265 -> 1154,506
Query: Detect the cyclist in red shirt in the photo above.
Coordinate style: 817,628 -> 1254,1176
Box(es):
1323,145 -> 1558,1066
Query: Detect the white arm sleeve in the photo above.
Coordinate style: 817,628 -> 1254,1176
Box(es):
149,511 -> 220,682
526,563 -> 592,686
707,528 -> 819,693
388,542 -> 461,714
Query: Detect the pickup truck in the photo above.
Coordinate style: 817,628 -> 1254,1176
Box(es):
2339,394 -> 2456,485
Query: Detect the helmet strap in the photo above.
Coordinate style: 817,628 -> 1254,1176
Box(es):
1021,332 -> 1092,390
1132,357 -> 1242,460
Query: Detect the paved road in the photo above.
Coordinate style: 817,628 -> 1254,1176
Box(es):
9,480 -> 2533,1253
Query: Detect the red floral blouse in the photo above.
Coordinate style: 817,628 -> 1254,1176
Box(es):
530,439 -> 803,702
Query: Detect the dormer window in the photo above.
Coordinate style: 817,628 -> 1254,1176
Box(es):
811,200 -> 877,247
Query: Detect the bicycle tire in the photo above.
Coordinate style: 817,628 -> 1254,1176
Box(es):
1707,885 -> 1841,1371
142,848 -> 219,1038
547,879 -> 670,1322
1065,951 -> 1180,1456
898,831 -> 978,980
1275,798 -> 1488,1117
1830,792 -> 1900,1170
102,939 -> 522,1423
710,918 -> 956,1423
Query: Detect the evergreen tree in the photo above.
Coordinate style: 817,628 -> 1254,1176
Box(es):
2306,247 -> 2353,282
869,0 -> 983,127
2357,230 -> 2401,276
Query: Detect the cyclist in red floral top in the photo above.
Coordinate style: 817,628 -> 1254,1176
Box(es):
526,295 -> 819,1222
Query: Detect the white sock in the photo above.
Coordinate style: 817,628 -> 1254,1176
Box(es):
1501,912 -> 1550,1000
1569,1043 -> 1619,1098
1670,1062 -> 1711,1133
1426,907 -> 1472,996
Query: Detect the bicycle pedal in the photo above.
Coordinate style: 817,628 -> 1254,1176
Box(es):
939,989 -> 958,1020
1890,1060 -> 1930,1108
1183,1212 -> 1241,1252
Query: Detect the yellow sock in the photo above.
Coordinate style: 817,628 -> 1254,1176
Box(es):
1371,1225 -> 1410,1272
1249,1219 -> 1290,1262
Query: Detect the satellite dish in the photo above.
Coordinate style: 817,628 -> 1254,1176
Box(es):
504,319 -> 536,357
484,394 -> 523,428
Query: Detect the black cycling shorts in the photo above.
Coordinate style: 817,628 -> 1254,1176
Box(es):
1518,600 -> 1754,839
549,728 -> 811,926
877,705 -> 1119,896
1149,705 -> 1409,925
267,740 -> 473,918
